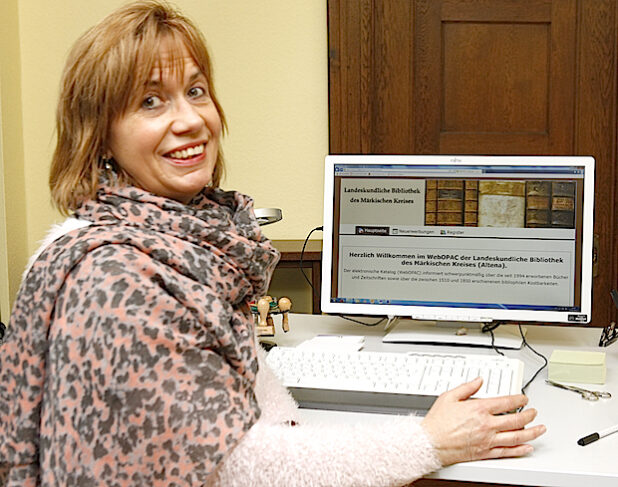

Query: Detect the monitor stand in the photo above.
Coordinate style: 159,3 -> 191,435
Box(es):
382,318 -> 524,349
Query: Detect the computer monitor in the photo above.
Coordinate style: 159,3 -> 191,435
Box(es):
321,155 -> 595,329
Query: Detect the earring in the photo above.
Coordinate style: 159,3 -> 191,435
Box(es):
100,156 -> 118,184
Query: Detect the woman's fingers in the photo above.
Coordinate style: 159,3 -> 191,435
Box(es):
490,423 -> 547,448
441,376 -> 483,401
467,424 -> 546,461
484,423 -> 547,458
490,407 -> 538,431
484,444 -> 535,459
441,380 -> 529,417
482,393 -> 529,415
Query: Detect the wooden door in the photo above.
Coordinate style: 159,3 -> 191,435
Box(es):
328,0 -> 617,328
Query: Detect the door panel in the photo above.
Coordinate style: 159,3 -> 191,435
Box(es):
414,0 -> 575,154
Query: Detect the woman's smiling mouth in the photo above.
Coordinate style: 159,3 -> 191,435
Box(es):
164,142 -> 207,165
165,142 -> 206,159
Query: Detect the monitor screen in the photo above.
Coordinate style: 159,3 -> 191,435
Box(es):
321,155 -> 595,324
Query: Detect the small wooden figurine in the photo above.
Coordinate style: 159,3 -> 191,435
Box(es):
278,297 -> 291,332
251,296 -> 292,336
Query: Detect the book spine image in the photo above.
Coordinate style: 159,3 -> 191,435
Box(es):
436,180 -> 464,226
425,179 -> 437,225
464,180 -> 479,226
551,181 -> 575,228
478,181 -> 526,227
525,180 -> 551,228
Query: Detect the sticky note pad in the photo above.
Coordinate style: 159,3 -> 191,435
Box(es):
548,349 -> 606,384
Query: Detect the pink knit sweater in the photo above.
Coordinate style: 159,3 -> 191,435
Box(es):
205,345 -> 442,487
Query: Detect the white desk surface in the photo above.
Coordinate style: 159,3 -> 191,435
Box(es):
271,313 -> 618,487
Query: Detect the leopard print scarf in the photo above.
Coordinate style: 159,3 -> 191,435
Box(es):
0,184 -> 279,486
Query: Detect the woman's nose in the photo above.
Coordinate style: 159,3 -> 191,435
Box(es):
170,98 -> 203,134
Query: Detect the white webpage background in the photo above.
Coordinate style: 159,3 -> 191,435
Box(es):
337,235 -> 575,307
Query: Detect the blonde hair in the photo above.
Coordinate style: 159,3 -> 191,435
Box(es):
50,0 -> 226,214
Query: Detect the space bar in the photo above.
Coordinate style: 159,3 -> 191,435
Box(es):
288,386 -> 437,415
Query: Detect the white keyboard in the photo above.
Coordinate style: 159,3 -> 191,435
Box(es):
266,347 -> 525,414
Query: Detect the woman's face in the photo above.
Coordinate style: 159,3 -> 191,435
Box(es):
108,39 -> 222,204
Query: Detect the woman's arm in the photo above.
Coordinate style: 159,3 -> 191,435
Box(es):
206,348 -> 441,487
208,348 -> 545,487
208,414 -> 441,487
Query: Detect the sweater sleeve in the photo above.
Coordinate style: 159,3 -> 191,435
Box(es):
206,348 -> 442,487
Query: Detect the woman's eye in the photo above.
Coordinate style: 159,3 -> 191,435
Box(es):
188,86 -> 206,98
141,95 -> 163,109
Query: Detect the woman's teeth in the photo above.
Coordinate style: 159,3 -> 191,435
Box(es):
167,144 -> 205,160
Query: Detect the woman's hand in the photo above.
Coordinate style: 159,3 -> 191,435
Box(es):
421,377 -> 546,466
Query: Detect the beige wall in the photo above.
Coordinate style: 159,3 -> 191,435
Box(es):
0,0 -> 29,319
0,0 -> 328,312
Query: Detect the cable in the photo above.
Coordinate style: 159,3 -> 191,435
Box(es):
340,315 -> 386,327
481,322 -> 505,356
518,324 -> 548,395
298,225 -> 323,302
298,226 -> 384,328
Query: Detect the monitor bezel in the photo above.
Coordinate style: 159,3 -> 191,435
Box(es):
321,154 -> 595,324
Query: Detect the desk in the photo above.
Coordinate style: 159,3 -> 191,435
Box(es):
272,314 -> 618,487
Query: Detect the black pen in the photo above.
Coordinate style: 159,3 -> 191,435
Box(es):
577,423 -> 618,446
